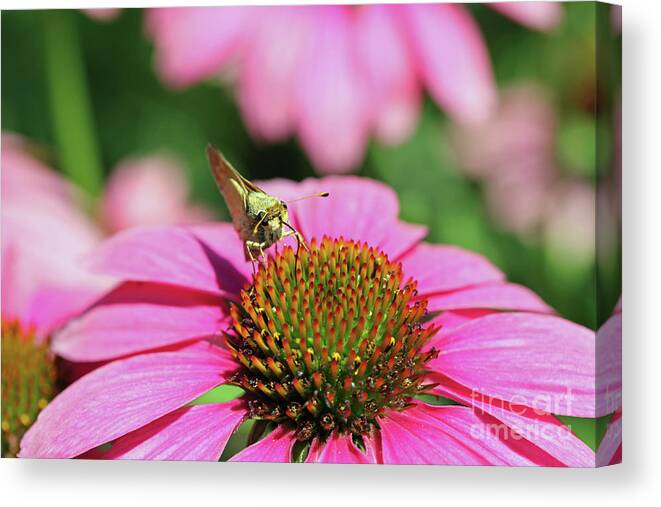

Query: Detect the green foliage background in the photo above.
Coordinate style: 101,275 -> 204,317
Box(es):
1,4 -> 621,455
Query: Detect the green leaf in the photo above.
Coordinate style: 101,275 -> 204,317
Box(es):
556,413 -> 614,452
188,385 -> 244,405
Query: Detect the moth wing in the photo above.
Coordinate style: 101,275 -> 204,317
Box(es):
237,171 -> 266,194
206,145 -> 251,233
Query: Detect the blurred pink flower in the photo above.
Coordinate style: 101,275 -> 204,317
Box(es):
21,177 -> 599,465
1,134 -> 106,338
101,155 -> 213,233
451,84 -> 596,259
145,3 -> 561,174
544,180 -> 595,261
451,84 -> 556,234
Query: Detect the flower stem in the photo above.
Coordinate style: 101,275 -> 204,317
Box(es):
42,10 -> 103,198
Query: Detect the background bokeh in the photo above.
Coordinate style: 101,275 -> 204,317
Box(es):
1,3 -> 621,331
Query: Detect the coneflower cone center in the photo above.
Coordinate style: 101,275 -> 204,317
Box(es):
1,320 -> 57,457
227,237 -> 439,442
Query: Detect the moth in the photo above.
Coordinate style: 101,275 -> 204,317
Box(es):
206,144 -> 328,264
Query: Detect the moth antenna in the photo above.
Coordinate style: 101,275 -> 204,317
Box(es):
286,192 -> 329,203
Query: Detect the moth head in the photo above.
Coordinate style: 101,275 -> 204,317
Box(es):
259,201 -> 289,224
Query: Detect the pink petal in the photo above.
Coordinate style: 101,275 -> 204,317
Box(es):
52,282 -> 227,362
292,176 -> 397,246
372,88 -> 420,146
597,312 -> 622,417
306,431 -> 377,464
429,309 -> 496,332
22,285 -> 106,340
238,7 -> 311,141
400,242 -> 504,296
490,2 -> 564,31
2,196 -> 102,316
88,225 -> 249,297
403,4 -> 496,125
293,7 -> 371,173
430,313 -> 597,417
609,443 -> 622,465
597,410 -> 622,466
379,403 -> 547,465
229,425 -> 295,463
188,223 -> 254,282
432,377 -> 595,467
355,5 -> 420,144
0,133 -> 79,201
426,282 -> 553,313
257,177 -> 420,261
146,7 -> 254,89
101,400 -> 246,461
19,342 -> 234,458
378,221 -> 428,261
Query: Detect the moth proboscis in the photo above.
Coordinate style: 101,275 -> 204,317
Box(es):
206,144 -> 328,267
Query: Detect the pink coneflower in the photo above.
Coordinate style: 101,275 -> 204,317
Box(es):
20,176 -> 601,465
1,134 -> 104,456
146,3 -> 562,174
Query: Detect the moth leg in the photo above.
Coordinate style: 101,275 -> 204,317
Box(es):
281,225 -> 308,271
246,240 -> 268,269
258,243 -> 267,268
247,240 -> 269,273
244,241 -> 259,274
